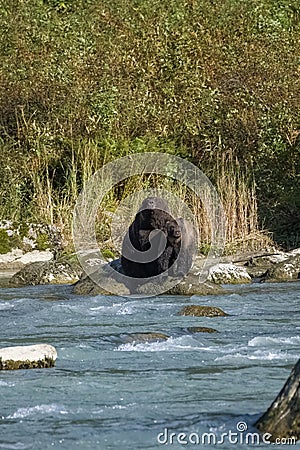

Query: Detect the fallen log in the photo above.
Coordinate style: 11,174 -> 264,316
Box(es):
255,359 -> 300,441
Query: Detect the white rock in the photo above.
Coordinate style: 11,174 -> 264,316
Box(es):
17,250 -> 53,264
208,263 -> 251,284
0,249 -> 24,264
289,248 -> 300,256
0,344 -> 57,363
267,253 -> 289,263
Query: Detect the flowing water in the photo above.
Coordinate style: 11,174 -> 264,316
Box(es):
0,282 -> 299,450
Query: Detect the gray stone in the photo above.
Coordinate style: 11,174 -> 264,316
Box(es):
264,254 -> 300,282
255,359 -> 300,441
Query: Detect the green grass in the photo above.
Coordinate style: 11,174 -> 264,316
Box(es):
0,0 -> 299,251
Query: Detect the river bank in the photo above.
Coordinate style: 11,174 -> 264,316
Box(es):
0,244 -> 299,294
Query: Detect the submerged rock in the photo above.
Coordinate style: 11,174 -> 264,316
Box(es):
186,327 -> 218,333
208,263 -> 251,284
123,332 -> 169,343
255,359 -> 300,441
178,305 -> 228,317
0,344 -> 57,370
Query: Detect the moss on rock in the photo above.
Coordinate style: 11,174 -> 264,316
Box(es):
0,357 -> 55,370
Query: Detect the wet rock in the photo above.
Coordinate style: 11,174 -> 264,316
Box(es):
186,327 -> 218,333
208,263 -> 251,284
178,305 -> 228,317
135,278 -> 224,296
0,344 -> 57,370
264,254 -> 300,282
123,332 -> 169,343
10,256 -> 82,286
165,274 -> 225,296
255,359 -> 300,441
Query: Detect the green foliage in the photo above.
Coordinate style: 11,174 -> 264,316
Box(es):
102,249 -> 116,260
0,0 -> 299,248
0,230 -> 11,254
36,233 -> 50,251
199,244 -> 211,257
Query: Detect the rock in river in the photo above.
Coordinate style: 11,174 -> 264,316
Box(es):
186,327 -> 218,333
178,305 -> 228,317
73,261 -> 224,297
0,344 -> 57,370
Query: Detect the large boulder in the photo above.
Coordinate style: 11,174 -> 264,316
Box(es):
10,256 -> 82,286
73,263 -> 225,297
0,344 -> 57,370
255,359 -> 300,441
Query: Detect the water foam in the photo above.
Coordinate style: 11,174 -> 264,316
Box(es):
115,335 -> 206,352
215,349 -> 290,362
248,336 -> 300,347
7,404 -> 68,419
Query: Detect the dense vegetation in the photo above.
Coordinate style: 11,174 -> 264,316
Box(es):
0,0 -> 299,251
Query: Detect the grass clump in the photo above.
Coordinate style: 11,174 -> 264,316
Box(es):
0,230 -> 12,254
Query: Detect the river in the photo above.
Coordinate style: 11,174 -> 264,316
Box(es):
0,282 -> 299,449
